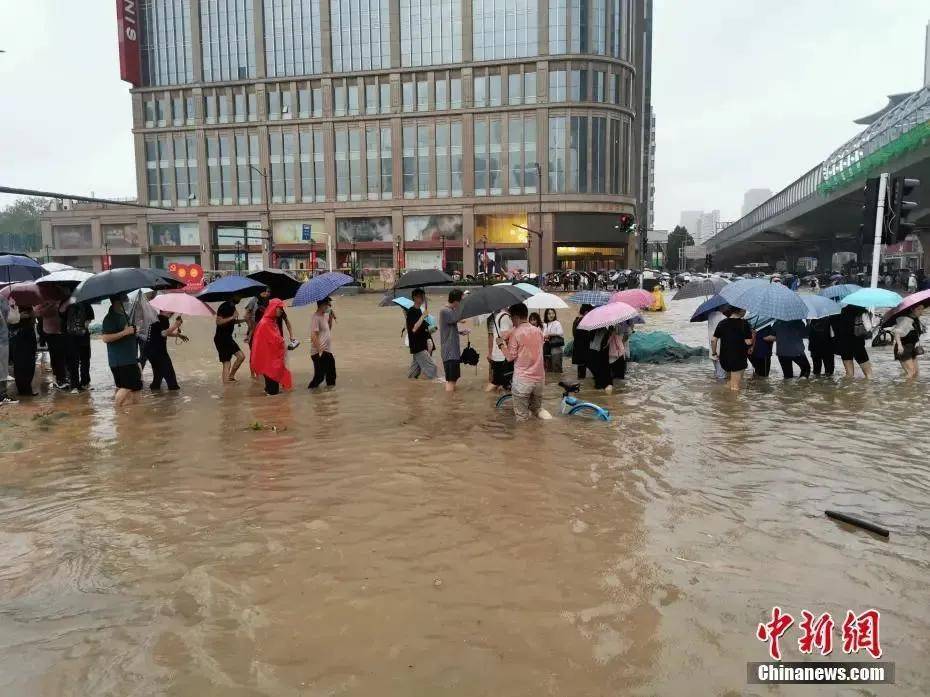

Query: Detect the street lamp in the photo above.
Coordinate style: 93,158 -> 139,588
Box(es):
440,234 -> 446,273
248,164 -> 274,267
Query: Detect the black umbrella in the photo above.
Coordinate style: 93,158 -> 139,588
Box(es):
0,254 -> 46,284
458,285 -> 532,320
71,267 -> 184,304
393,269 -> 453,290
672,276 -> 729,300
247,269 -> 301,300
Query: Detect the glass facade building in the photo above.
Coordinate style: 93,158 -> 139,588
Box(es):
43,0 -> 648,274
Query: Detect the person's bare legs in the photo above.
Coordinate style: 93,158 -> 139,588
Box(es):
445,380 -> 456,393
842,359 -> 855,378
860,361 -> 872,379
727,371 -> 742,391
901,358 -> 917,379
228,351 -> 245,381
221,361 -> 230,383
114,387 -> 131,407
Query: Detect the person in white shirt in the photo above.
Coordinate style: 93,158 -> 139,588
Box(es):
707,309 -> 727,380
484,308 -> 513,391
907,273 -> 918,292
892,303 -> 926,379
542,309 -> 565,374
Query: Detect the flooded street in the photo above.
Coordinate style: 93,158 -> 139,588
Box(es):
1,293 -> 928,697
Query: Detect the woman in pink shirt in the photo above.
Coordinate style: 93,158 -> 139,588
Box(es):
498,303 -> 549,422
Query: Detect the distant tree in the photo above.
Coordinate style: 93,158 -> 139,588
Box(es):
0,197 -> 49,254
666,225 -> 695,271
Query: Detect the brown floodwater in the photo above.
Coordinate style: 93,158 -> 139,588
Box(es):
0,292 -> 928,697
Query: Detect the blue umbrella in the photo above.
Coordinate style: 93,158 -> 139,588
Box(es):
801,294 -> 842,319
293,272 -> 354,307
689,294 -> 729,322
568,290 -> 611,306
197,275 -> 267,302
840,287 -> 903,309
721,281 -> 808,321
0,254 -> 45,283
389,296 -> 436,328
717,278 -> 769,307
819,283 -> 861,300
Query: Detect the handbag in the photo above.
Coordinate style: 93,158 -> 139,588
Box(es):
5,300 -> 21,325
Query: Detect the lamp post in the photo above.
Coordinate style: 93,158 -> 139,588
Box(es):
102,240 -> 111,271
351,240 -> 358,281
248,165 -> 273,268
440,234 -> 446,273
480,234 -> 489,284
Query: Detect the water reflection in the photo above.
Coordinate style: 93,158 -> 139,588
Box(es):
0,293 -> 927,696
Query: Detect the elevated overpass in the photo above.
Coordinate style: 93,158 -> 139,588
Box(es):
706,85 -> 930,272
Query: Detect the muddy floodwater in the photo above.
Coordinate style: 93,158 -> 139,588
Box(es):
1,292 -> 928,696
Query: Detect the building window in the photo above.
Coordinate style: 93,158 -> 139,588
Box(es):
592,0 -> 607,54
235,133 -> 261,204
330,0 -> 390,72
145,136 -> 174,206
450,75 -> 462,108
548,69 -> 566,102
474,117 -> 502,196
417,124 -> 431,197
172,95 -> 184,125
144,97 -> 157,127
348,81 -> 360,115
488,73 -> 501,106
186,95 -> 196,124
611,0 -> 632,60
508,71 -> 521,105
263,0 -> 322,77
436,122 -> 450,198
140,0 -> 194,86
473,73 -> 487,107
380,82 -> 392,114
548,0 -> 567,54
174,134 -> 200,206
473,0 -> 538,61
569,68 -> 587,101
299,128 -> 325,202
365,80 -> 378,115
569,114 -> 588,192
402,125 -> 416,198
592,70 -> 607,102
524,70 -> 536,104
206,133 -> 233,204
204,92 -> 218,124
591,116 -> 606,193
282,89 -> 294,118
366,127 -> 379,200
400,0 -> 462,67
269,129 -> 296,203
299,85 -> 311,117
248,91 -> 258,120
218,92 -> 230,123
334,129 -> 349,201
417,77 -> 429,112
402,78 -> 415,112
436,75 -> 448,110
508,113 -> 537,194
200,0 -> 256,81
548,115 -> 566,192
569,0 -> 588,53
268,88 -> 282,120
380,125 -> 393,198
234,88 -> 247,122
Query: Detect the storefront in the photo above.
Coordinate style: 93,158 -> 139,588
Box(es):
336,217 -> 394,273
102,223 -> 143,248
553,213 -> 631,271
272,219 -> 327,273
212,221 -> 263,271
404,214 -> 464,273
52,224 -> 93,249
474,214 -> 528,275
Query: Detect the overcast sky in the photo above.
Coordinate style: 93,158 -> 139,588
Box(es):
1,0 -> 928,227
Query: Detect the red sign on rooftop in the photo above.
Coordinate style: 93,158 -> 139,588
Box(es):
116,0 -> 142,86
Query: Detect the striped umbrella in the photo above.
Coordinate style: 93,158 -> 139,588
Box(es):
292,272 -> 354,307
568,290 -> 612,306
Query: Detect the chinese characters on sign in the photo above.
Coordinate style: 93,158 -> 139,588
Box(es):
757,608 -> 882,661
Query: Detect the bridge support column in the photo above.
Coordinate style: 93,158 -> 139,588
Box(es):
817,241 -> 836,273
917,231 -> 930,273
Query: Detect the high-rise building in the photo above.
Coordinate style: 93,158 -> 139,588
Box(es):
679,209 -> 719,244
741,188 -> 772,217
42,0 -> 651,276
679,210 -> 701,240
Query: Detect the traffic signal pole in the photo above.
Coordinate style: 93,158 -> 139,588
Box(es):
869,173 -> 889,289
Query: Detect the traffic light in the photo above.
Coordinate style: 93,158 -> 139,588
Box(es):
859,177 -> 880,246
618,213 -> 635,234
705,254 -> 713,269
888,176 -> 920,243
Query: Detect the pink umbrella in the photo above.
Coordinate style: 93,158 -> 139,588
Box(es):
150,292 -> 215,317
578,301 -> 641,330
880,289 -> 930,327
610,288 -> 653,309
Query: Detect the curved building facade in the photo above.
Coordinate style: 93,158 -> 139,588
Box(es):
44,0 -> 650,276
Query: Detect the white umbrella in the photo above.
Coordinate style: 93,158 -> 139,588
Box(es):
41,262 -> 74,273
36,269 -> 93,285
525,292 -> 569,310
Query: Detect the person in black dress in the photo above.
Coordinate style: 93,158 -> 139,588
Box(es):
808,317 -> 834,376
711,307 -> 754,391
146,312 -> 187,390
9,306 -> 39,396
830,305 -> 872,379
571,304 -> 593,379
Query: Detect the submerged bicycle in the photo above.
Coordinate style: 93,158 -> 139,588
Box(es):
496,381 -> 611,422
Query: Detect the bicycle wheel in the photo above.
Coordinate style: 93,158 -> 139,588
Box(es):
568,402 -> 610,421
496,393 -> 513,409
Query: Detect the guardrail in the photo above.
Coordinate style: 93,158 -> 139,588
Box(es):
706,165 -> 823,249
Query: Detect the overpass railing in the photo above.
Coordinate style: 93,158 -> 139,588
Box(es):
820,84 -> 930,193
706,165 -> 822,249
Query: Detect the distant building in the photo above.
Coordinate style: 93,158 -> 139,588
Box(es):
679,210 -> 702,240
741,188 -> 773,217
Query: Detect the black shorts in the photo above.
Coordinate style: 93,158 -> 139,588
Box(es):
443,359 -> 461,382
214,336 -> 241,363
490,359 -> 513,387
111,364 -> 143,391
895,343 -> 920,361
838,342 -> 869,364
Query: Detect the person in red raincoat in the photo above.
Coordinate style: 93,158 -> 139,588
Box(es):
249,298 -> 292,395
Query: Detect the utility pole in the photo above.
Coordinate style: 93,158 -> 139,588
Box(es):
249,165 -> 273,268
869,173 -> 889,289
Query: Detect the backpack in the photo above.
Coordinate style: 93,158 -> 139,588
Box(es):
853,312 -> 873,339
